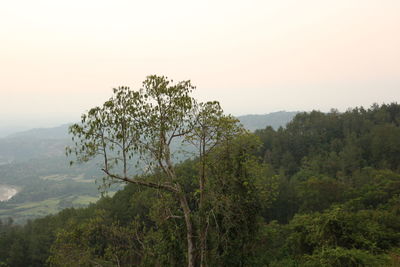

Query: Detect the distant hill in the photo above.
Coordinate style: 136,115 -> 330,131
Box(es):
0,111 -> 298,163
0,137 -> 69,164
0,126 -> 30,138
237,111 -> 299,132
0,124 -> 72,164
3,111 -> 298,141
6,123 -> 71,139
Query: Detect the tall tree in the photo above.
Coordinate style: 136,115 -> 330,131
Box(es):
67,75 -> 243,267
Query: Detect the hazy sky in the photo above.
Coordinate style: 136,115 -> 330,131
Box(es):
1,0 -> 399,132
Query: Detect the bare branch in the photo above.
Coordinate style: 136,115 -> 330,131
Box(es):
101,169 -> 178,193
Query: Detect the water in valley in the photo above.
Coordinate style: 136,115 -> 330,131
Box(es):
0,185 -> 18,202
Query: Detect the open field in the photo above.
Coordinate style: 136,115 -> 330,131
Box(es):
0,195 -> 100,223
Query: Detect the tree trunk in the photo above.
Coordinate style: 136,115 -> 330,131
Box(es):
179,193 -> 196,267
199,141 -> 207,267
199,158 -> 206,267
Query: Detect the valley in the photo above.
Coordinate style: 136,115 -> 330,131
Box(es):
0,112 -> 294,223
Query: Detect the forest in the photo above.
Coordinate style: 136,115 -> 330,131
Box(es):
1,77 -> 400,266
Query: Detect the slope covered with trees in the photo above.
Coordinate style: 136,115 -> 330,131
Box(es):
1,92 -> 400,266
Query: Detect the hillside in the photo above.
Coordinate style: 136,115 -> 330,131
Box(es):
5,124 -> 71,140
0,125 -> 101,223
1,103 -> 399,266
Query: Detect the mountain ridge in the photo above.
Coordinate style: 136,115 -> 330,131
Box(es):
2,111 -> 299,139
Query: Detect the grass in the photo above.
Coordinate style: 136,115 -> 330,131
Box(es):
40,173 -> 94,183
72,195 -> 100,205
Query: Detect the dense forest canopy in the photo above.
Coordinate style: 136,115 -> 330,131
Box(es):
1,85 -> 400,266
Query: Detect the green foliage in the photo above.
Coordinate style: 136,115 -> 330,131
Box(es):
302,247 -> 389,267
48,210 -> 143,266
204,133 -> 267,265
296,176 -> 344,213
253,103 -> 400,266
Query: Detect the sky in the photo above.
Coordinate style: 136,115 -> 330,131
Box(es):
1,0 -> 399,134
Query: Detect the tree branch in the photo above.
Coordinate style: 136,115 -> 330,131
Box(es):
101,169 -> 178,193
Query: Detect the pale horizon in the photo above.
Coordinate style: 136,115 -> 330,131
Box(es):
1,0 -> 399,133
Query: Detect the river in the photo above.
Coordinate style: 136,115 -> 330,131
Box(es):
0,185 -> 18,202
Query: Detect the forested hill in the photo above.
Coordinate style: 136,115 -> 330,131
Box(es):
256,104 -> 400,178
1,103 -> 400,266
